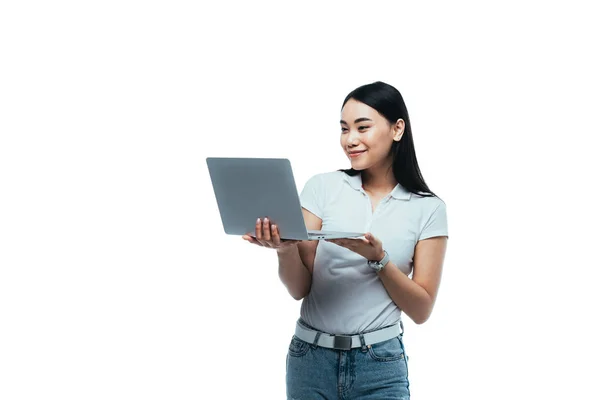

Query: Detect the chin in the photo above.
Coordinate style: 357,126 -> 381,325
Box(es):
349,161 -> 368,171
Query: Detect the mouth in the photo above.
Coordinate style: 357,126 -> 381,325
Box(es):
348,150 -> 367,158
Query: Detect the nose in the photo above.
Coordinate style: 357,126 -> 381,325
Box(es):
346,129 -> 360,147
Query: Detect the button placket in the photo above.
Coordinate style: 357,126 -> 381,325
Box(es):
360,189 -> 373,232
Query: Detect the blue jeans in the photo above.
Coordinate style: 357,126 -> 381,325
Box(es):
286,332 -> 410,399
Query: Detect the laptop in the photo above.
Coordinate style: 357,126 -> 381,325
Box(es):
206,157 -> 365,241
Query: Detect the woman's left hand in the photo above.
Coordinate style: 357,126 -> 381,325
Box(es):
325,232 -> 385,261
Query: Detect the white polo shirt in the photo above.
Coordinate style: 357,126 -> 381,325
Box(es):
299,170 -> 448,335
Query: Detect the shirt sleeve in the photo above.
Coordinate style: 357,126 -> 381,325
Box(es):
419,200 -> 449,241
299,174 -> 325,219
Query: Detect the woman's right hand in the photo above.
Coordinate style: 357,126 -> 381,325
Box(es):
242,217 -> 300,250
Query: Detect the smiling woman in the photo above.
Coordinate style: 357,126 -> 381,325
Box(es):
338,81 -> 437,200
242,81 -> 448,399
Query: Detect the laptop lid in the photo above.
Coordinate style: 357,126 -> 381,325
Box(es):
206,157 -> 310,240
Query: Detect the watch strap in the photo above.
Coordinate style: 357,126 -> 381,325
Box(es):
369,250 -> 389,271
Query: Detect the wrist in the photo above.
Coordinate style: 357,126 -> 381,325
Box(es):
368,249 -> 389,273
277,244 -> 298,255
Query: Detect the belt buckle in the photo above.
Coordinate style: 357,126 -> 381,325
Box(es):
333,335 -> 353,350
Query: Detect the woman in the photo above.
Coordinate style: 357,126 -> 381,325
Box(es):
243,81 -> 448,399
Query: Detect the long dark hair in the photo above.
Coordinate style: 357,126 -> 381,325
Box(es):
339,81 -> 436,197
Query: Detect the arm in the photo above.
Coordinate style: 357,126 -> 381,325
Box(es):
277,208 -> 321,300
377,236 -> 447,324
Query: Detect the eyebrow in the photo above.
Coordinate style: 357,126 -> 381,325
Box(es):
340,117 -> 373,125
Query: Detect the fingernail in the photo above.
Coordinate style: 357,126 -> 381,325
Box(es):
257,218 -> 261,223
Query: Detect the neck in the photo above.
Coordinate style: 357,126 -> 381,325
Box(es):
361,162 -> 397,194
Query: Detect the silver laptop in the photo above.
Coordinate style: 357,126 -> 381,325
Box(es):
206,157 -> 365,241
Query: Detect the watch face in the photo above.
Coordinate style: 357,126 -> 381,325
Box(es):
368,261 -> 383,271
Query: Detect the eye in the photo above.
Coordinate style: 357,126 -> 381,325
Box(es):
341,127 -> 348,133
358,126 -> 369,131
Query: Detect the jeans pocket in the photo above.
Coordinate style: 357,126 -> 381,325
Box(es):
288,335 -> 310,358
367,336 -> 405,362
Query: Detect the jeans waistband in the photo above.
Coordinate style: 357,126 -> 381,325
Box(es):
294,319 -> 403,351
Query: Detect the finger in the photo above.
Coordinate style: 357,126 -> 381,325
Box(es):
365,233 -> 379,245
273,225 -> 300,247
256,239 -> 271,247
340,236 -> 366,245
367,235 -> 382,247
246,236 -> 263,247
263,217 -> 272,241
271,224 -> 281,246
255,218 -> 263,240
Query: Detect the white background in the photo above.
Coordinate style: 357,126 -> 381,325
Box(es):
1,1 -> 599,399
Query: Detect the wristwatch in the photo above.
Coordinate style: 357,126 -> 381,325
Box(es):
368,250 -> 389,273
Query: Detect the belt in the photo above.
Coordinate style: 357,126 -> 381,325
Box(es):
294,321 -> 402,351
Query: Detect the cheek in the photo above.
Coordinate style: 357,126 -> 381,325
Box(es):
363,133 -> 379,150
367,131 -> 390,150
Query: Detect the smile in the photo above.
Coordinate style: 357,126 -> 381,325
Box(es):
349,150 -> 366,158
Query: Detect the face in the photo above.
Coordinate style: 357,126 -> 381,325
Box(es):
340,99 -> 404,171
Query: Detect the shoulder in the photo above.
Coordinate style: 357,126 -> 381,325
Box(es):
322,170 -> 348,183
304,170 -> 347,187
300,171 -> 348,207
410,194 -> 448,238
410,193 -> 445,208
408,193 -> 447,218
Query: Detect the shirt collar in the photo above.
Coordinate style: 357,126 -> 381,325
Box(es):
341,171 -> 412,200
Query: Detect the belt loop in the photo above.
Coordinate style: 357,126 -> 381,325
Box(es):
359,333 -> 367,352
311,331 -> 322,349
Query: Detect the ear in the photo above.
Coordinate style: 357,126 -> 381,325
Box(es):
393,119 -> 405,142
